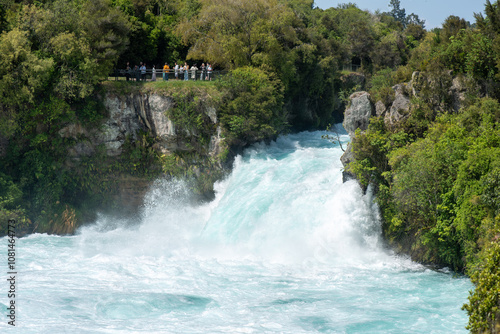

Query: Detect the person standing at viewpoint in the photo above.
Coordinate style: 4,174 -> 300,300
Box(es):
125,62 -> 131,81
151,65 -> 156,81
200,63 -> 205,81
163,63 -> 169,81
206,63 -> 212,81
140,63 -> 146,81
191,64 -> 198,81
184,62 -> 189,81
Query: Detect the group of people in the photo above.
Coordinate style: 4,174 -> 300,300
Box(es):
124,61 -> 213,82
125,62 -> 148,81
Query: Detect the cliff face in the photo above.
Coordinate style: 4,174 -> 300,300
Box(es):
343,91 -> 373,137
60,93 -> 223,159
340,71 -> 500,274
56,91 -> 225,232
340,71 -> 471,179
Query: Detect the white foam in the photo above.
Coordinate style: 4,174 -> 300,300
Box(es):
4,131 -> 471,333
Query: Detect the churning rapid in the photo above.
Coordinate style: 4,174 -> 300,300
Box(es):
2,131 -> 471,333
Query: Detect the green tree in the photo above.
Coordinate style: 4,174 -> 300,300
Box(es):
0,28 -> 54,137
404,23 -> 425,43
177,0 -> 300,71
371,31 -> 407,69
464,241 -> 500,333
475,0 -> 500,37
474,0 -> 500,81
388,0 -> 424,28
0,2 -> 7,34
441,15 -> 469,42
13,0 -> 130,100
347,18 -> 375,68
405,13 -> 425,28
216,66 -> 286,145
80,0 -> 130,79
389,0 -> 406,26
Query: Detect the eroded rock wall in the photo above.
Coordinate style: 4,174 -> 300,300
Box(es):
57,92 -> 225,228
60,93 -> 223,159
340,71 -> 472,184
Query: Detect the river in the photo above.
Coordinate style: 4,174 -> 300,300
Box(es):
1,131 -> 471,333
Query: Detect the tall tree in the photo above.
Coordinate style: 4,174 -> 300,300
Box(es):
388,0 -> 424,28
389,0 -> 406,26
176,0 -> 305,93
80,0 -> 130,77
474,0 -> 500,81
475,0 -> 500,36
0,29 -> 54,137
0,3 -> 7,34
406,13 -> 425,28
441,15 -> 469,42
15,0 -> 130,100
177,0 -> 300,69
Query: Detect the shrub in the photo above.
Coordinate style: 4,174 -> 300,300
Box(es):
216,66 -> 287,145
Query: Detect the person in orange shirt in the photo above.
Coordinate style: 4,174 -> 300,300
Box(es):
163,63 -> 170,81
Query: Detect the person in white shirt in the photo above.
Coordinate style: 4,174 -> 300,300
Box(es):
206,63 -> 212,81
191,64 -> 198,81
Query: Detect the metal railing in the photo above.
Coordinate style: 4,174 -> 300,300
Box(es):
110,69 -> 229,81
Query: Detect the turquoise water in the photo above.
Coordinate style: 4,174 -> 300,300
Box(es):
1,131 -> 472,333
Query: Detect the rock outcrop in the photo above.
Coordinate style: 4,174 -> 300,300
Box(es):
375,100 -> 386,117
384,83 -> 410,127
340,142 -> 355,182
341,91 -> 375,182
342,91 -> 374,137
409,70 -> 476,113
57,91 -> 225,226
340,70 -> 474,186
59,93 -> 223,159
449,75 -> 480,113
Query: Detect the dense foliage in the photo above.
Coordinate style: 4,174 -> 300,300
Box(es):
216,66 -> 286,145
343,1 -> 500,332
0,0 -> 430,233
1,0 -> 500,330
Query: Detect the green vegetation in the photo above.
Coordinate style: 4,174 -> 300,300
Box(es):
1,0 -> 500,330
0,0 -> 429,234
216,67 -> 287,145
342,1 -> 500,332
375,99 -> 500,270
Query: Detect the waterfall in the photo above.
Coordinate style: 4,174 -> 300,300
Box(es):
3,131 -> 471,333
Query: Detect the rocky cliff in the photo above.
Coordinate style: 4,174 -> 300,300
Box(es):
56,90 -> 226,229
340,71 -> 471,182
60,92 -> 223,159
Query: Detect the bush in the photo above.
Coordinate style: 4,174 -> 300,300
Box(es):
464,240 -> 500,333
349,97 -> 500,274
216,66 -> 287,145
369,68 -> 395,105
